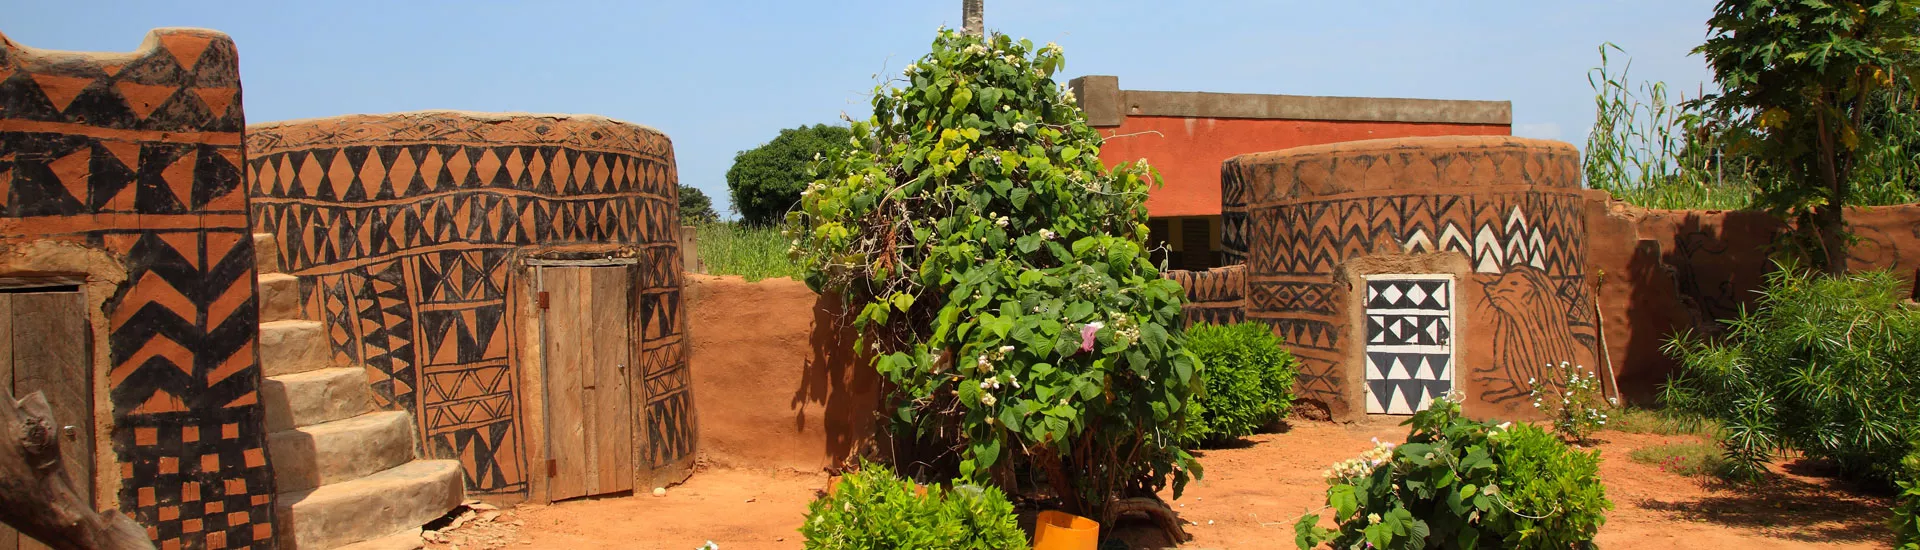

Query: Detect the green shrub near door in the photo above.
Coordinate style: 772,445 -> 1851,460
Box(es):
1182,322 -> 1298,446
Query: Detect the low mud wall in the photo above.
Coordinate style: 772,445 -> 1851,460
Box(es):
685,275 -> 882,472
1588,201 -> 1920,402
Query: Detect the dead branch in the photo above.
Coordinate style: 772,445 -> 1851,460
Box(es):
0,390 -> 153,550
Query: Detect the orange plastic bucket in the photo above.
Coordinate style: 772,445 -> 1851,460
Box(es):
1032,510 -> 1099,550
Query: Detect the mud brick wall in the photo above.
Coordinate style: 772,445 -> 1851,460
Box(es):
0,29 -> 278,547
1164,265 -> 1246,327
1587,202 -> 1920,402
1226,136 -> 1595,419
245,112 -> 692,498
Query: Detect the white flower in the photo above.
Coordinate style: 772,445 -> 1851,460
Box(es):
1062,89 -> 1076,103
1039,228 -> 1057,240
1013,122 -> 1029,132
1001,105 -> 1011,112
999,345 -> 1015,353
996,216 -> 1010,228
903,63 -> 917,75
981,393 -> 997,406
965,44 -> 988,55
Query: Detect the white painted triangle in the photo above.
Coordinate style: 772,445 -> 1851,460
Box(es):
1387,358 -> 1412,380
1388,386 -> 1414,415
1368,285 -> 1378,302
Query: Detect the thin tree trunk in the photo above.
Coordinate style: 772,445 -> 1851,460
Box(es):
0,391 -> 154,550
963,0 -> 984,37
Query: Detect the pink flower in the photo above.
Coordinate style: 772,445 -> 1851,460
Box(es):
1079,322 -> 1104,353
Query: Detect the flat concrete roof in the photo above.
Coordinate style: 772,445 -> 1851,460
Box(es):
1069,75 -> 1511,127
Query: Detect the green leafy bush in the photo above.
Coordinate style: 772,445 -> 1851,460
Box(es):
1182,322 -> 1297,446
1662,267 -> 1920,485
728,124 -> 853,226
1896,451 -> 1920,549
1294,398 -> 1611,549
1527,362 -> 1612,444
788,29 -> 1199,524
800,464 -> 1027,550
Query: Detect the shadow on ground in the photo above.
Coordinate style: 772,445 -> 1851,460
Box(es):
1635,459 -> 1891,543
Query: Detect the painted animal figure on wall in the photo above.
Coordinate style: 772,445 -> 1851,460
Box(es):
1476,266 -> 1578,403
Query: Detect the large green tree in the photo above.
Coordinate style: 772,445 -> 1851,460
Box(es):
678,184 -> 719,224
726,124 -> 852,226
1692,0 -> 1920,272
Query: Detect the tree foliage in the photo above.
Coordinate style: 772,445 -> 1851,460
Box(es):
727,124 -> 853,226
787,29 -> 1200,525
1691,0 -> 1920,271
678,184 -> 719,224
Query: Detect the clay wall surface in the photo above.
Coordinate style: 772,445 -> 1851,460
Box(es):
0,29 -> 279,547
685,275 -> 881,472
1165,265 -> 1246,327
1070,75 -> 1512,219
1587,201 -> 1920,402
245,112 -> 692,498
1228,136 -> 1595,419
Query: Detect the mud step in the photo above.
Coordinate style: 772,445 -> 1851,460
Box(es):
277,460 -> 464,550
259,273 -> 303,323
268,411 -> 416,494
262,367 -> 372,433
254,232 -> 282,275
261,319 -> 330,377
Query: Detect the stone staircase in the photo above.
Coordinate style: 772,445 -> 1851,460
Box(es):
254,233 -> 465,549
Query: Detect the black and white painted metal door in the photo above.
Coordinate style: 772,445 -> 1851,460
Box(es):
1363,275 -> 1456,414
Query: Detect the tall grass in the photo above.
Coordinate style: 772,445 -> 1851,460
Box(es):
690,222 -> 802,282
1584,43 -> 1756,210
1584,43 -> 1919,209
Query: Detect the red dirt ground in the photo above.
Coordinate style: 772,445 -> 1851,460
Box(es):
456,419 -> 1892,549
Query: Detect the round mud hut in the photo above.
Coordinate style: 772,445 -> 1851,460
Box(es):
1222,136 -> 1596,419
244,111 -> 695,541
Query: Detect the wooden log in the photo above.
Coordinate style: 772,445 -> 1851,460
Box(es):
0,391 -> 152,550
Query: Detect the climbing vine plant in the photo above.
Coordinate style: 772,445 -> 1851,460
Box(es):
787,29 -> 1201,524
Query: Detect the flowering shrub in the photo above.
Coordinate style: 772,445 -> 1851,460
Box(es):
1182,322 -> 1298,446
1294,398 -> 1612,549
787,29 -> 1199,524
1528,362 -> 1613,444
800,463 -> 1026,550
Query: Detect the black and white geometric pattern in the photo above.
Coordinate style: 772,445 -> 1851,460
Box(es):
1364,276 -> 1456,414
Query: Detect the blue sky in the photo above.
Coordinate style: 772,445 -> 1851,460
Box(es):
6,1 -> 1718,216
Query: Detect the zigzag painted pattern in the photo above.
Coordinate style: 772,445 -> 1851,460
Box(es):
0,29 -> 277,548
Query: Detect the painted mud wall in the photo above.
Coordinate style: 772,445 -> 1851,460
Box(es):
685,275 -> 881,472
1069,75 -> 1512,219
0,29 -> 280,547
1165,265 -> 1246,327
245,112 -> 693,498
1227,136 -> 1596,419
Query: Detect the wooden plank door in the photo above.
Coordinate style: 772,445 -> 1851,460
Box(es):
540,267 -> 635,501
0,288 -> 92,550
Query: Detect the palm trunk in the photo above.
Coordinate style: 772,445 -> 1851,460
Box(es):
963,0 -> 984,37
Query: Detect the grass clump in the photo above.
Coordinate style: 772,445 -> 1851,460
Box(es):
1629,441 -> 1733,478
691,221 -> 802,281
1606,407 -> 1718,437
